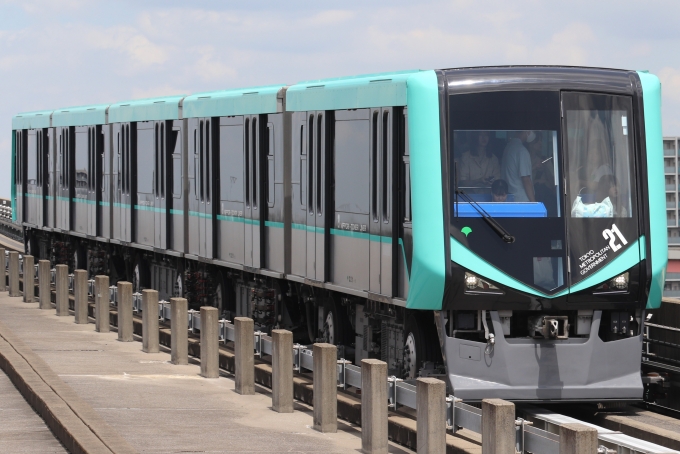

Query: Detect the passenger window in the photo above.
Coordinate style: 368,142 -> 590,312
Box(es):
219,124 -> 244,203
267,123 -> 274,208
335,114 -> 370,215
171,129 -> 182,199
136,126 -> 154,194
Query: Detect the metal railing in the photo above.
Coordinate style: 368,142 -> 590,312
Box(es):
43,278 -> 678,453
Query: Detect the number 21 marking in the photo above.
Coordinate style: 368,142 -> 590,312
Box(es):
602,223 -> 628,252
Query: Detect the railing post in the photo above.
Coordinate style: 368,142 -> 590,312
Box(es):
482,398 -> 515,454
361,359 -> 388,454
200,306 -> 219,378
95,275 -> 110,332
416,377 -> 446,454
0,247 -> 5,292
271,329 -> 293,413
313,343 -> 337,433
142,290 -> 159,353
234,317 -> 254,395
170,297 -> 188,365
38,260 -> 50,309
22,255 -> 34,303
9,251 -> 20,297
559,423 -> 598,454
74,269 -> 88,324
55,264 -> 69,315
117,281 -> 133,341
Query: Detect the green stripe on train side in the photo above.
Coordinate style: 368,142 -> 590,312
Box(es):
113,202 -> 131,209
99,201 -> 110,207
405,70 -> 446,310
169,209 -> 183,215
638,71 -> 667,310
265,220 -> 284,229
188,211 -> 213,219
73,198 -> 96,205
292,223 -> 324,234
216,215 -> 259,225
134,204 -> 166,213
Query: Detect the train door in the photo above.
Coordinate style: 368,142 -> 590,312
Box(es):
369,108 -> 395,297
87,126 -> 98,236
136,122 -> 155,246
26,129 -> 40,226
47,128 -> 55,228
120,124 -> 133,242
57,127 -> 72,231
217,116 -> 245,264
306,111 -> 328,282
190,118 -> 214,259
169,121 -> 184,252
244,115 -> 262,268
15,130 -> 25,224
290,113 -> 307,276
154,121 -> 167,249
100,125 -> 111,238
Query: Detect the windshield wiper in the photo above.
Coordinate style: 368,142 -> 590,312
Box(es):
455,189 -> 515,244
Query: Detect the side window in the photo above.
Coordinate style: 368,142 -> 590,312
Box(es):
27,131 -> 37,185
171,128 -> 182,198
219,123 -> 244,203
137,126 -> 154,194
335,111 -> 370,215
267,123 -> 274,208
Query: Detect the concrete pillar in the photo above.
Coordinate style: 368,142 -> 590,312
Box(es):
9,251 -> 20,297
559,423 -> 598,454
0,247 -> 5,292
416,378 -> 446,454
170,297 -> 188,365
361,359 -> 388,454
117,281 -> 133,342
38,260 -> 50,310
271,329 -> 293,413
55,264 -> 69,316
95,275 -> 110,332
74,270 -> 88,324
22,255 -> 34,303
313,343 -> 337,433
234,317 -> 254,395
200,306 -> 219,378
481,398 -> 515,454
142,289 -> 159,353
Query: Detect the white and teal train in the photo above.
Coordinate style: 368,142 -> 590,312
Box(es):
11,66 -> 666,402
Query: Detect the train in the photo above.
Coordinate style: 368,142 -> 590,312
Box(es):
10,66 -> 666,402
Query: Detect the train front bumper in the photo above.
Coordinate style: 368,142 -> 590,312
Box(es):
442,311 -> 643,401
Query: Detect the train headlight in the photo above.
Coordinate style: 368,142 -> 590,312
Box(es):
465,273 -> 479,289
464,272 -> 503,294
610,272 -> 629,290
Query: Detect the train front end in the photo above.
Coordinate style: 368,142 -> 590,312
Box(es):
431,67 -> 666,402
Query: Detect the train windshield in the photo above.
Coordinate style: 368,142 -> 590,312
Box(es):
450,90 -> 638,293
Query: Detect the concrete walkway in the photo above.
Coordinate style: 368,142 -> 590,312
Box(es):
0,367 -> 68,453
0,290 -> 413,453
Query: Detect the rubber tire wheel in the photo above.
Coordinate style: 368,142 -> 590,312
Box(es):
212,270 -> 227,316
403,313 -> 439,379
132,255 -> 150,293
73,244 -> 87,274
173,261 -> 185,298
323,297 -> 349,346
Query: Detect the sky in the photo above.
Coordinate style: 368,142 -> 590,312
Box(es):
1,0 -> 680,198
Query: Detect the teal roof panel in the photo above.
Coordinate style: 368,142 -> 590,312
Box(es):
52,104 -> 109,127
108,95 -> 186,123
286,70 -> 421,112
12,110 -> 52,130
183,85 -> 285,118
